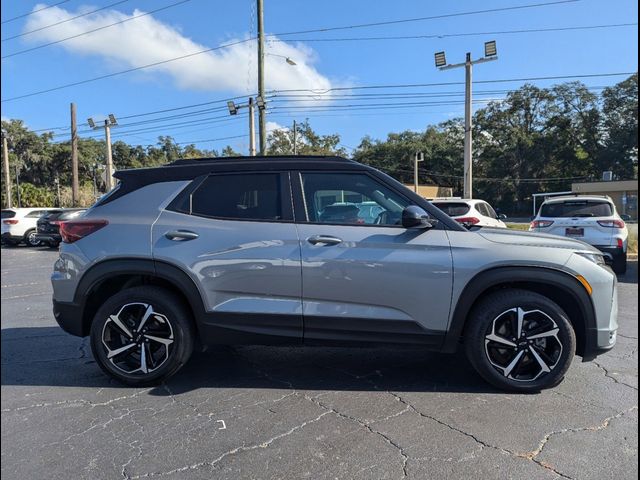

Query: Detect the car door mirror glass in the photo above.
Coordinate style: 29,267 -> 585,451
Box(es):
498,214 -> 508,220
402,206 -> 435,229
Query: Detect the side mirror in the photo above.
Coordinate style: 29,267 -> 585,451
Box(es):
620,214 -> 632,222
402,206 -> 434,229
498,214 -> 508,220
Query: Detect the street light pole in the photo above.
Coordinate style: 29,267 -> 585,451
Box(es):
257,0 -> 266,155
88,115 -> 117,191
15,164 -> 21,208
435,41 -> 498,199
2,135 -> 11,208
414,151 -> 424,193
248,97 -> 256,156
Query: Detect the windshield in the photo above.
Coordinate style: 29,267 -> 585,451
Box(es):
540,200 -> 613,218
432,202 -> 470,217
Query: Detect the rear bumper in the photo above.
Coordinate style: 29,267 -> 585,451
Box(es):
35,233 -> 61,244
53,298 -> 85,337
1,232 -> 23,243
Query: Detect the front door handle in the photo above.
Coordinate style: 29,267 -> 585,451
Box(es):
307,235 -> 342,246
165,230 -> 199,241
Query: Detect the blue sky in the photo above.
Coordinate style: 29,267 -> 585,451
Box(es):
1,0 -> 638,154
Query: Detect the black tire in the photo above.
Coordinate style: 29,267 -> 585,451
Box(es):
612,252 -> 627,275
90,286 -> 196,386
24,229 -> 41,247
47,241 -> 60,248
464,289 -> 576,393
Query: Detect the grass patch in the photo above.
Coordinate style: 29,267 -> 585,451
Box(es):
629,230 -> 638,255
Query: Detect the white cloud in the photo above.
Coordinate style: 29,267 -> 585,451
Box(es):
266,121 -> 288,133
23,4 -> 334,94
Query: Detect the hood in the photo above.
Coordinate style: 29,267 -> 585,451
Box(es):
476,227 -> 600,253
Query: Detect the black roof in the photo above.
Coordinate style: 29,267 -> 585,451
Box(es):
114,155 -> 364,185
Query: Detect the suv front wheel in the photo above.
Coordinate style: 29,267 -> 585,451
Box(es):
90,286 -> 195,386
465,289 -> 576,392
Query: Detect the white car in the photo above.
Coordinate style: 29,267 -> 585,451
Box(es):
530,195 -> 628,274
1,208 -> 62,247
431,199 -> 508,228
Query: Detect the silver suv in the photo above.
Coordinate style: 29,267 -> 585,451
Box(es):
51,156 -> 618,392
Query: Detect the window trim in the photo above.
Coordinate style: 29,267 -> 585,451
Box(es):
166,171 -> 295,223
291,170 -> 424,229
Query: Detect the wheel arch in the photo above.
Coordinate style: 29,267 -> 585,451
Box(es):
75,258 -> 206,337
442,266 -> 596,357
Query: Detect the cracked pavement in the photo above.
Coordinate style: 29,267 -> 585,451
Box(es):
1,247 -> 638,479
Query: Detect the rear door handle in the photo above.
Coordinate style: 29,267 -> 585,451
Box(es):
165,230 -> 199,241
307,235 -> 342,246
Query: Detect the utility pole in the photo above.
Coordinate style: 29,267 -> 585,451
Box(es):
92,163 -> 98,199
414,151 -> 424,193
292,120 -> 297,155
54,175 -> 61,207
88,115 -> 117,191
435,41 -> 498,199
70,103 -> 79,206
15,164 -> 21,208
248,97 -> 256,156
2,136 -> 11,208
257,0 -> 266,155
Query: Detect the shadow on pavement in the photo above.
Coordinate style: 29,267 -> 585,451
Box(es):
1,326 -> 499,394
618,260 -> 638,285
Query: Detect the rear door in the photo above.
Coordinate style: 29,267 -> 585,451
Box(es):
541,200 -> 614,247
293,171 -> 453,346
152,172 -> 303,343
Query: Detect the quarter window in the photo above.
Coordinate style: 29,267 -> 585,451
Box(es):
300,172 -> 411,226
188,174 -> 283,221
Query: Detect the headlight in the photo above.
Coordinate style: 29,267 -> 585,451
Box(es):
575,251 -> 607,266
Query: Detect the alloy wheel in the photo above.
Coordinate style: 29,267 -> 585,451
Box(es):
27,231 -> 41,246
101,303 -> 174,375
484,307 -> 563,382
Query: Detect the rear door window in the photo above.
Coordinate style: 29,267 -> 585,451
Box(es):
432,202 -> 471,217
185,173 -> 284,221
541,201 -> 613,218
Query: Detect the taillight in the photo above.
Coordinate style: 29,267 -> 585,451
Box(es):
456,217 -> 480,225
59,220 -> 108,243
530,220 -> 554,229
3,219 -> 19,225
597,220 -> 625,228
617,238 -> 624,248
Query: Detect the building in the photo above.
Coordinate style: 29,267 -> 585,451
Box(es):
571,180 -> 638,220
403,184 -> 453,199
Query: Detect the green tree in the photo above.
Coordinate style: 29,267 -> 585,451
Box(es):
266,120 -> 346,156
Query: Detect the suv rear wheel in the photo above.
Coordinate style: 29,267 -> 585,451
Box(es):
465,289 -> 576,392
90,286 -> 195,386
24,229 -> 41,247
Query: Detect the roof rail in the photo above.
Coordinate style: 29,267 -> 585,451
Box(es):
169,155 -> 352,166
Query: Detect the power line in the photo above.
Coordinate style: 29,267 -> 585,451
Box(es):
272,0 -> 581,37
269,23 -> 637,44
1,0 -> 73,25
1,37 -> 255,102
2,0 -> 130,42
2,0 -> 192,59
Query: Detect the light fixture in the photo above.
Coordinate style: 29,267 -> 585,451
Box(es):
256,96 -> 266,110
227,101 -> 238,115
87,118 -> 96,128
434,51 -> 447,68
108,113 -> 118,125
285,57 -> 296,66
484,40 -> 497,57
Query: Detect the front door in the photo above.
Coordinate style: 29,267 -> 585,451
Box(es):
293,171 -> 453,346
152,172 -> 302,344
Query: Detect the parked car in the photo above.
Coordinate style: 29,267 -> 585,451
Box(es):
1,208 -> 62,246
431,199 -> 508,228
36,209 -> 86,248
52,155 -> 617,392
530,195 -> 628,274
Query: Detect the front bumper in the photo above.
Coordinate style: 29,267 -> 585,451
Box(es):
53,298 -> 85,337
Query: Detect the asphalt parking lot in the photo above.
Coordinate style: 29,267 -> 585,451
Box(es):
1,246 -> 637,480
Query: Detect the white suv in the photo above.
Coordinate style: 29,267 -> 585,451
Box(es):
530,195 -> 628,273
1,208 -> 61,247
431,199 -> 507,228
